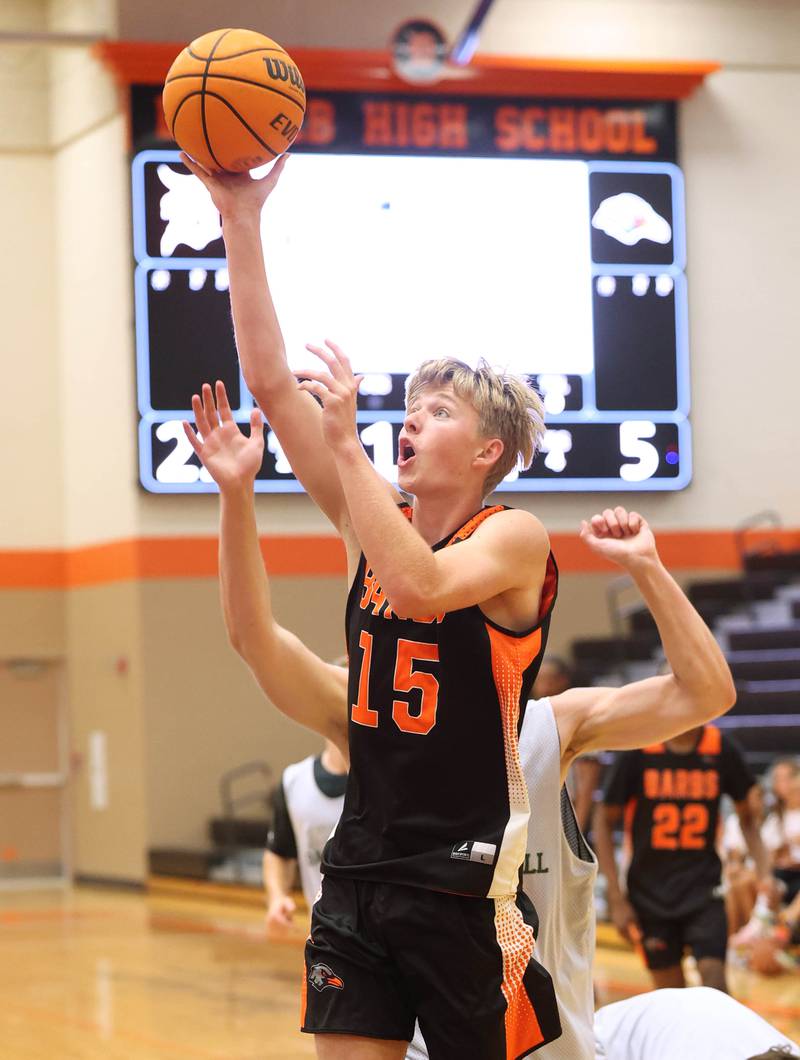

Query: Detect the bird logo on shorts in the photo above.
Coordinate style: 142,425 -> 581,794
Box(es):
643,936 -> 669,953
308,963 -> 345,992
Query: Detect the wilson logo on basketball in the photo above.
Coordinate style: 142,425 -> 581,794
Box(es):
263,57 -> 305,92
308,963 -> 345,992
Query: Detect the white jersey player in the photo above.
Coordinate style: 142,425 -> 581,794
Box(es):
593,987 -> 799,1060
407,696 -> 596,1060
263,740 -> 347,930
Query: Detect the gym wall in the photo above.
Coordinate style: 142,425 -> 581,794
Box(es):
2,0 -> 798,880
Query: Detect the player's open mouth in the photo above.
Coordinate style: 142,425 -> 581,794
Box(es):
398,440 -> 416,467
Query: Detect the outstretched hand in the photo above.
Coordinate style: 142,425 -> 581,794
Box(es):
296,339 -> 363,451
183,381 -> 264,490
180,151 -> 288,218
579,507 -> 657,568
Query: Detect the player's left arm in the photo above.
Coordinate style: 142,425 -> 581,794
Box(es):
296,343 -> 549,617
554,508 -> 737,764
735,789 -> 773,882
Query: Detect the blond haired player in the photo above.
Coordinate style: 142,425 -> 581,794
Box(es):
183,152 -> 560,1059
184,379 -> 737,1060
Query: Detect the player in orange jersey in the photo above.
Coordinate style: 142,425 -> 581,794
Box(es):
183,383 -> 741,1057
182,152 -> 560,1058
595,723 -> 773,993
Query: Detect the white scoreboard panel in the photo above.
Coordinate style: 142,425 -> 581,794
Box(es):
132,147 -> 690,493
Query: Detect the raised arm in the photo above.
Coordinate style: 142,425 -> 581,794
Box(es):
297,342 -> 550,618
183,381 -> 349,754
180,153 -> 364,552
553,508 -> 736,764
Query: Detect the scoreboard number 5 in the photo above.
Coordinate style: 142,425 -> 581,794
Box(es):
619,420 -> 659,482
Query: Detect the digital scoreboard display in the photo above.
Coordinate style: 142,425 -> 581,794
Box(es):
132,91 -> 691,493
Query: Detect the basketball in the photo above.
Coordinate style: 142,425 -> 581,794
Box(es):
162,28 -> 306,172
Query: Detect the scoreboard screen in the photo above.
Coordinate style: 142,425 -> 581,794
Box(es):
132,94 -> 691,493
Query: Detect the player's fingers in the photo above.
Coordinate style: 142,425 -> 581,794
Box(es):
591,513 -> 609,537
298,380 -> 327,403
267,153 -> 289,181
191,393 -> 209,441
602,508 -> 623,537
201,383 -> 219,431
215,380 -> 233,422
614,506 -> 632,535
182,421 -> 203,457
180,152 -> 212,180
304,342 -> 335,365
294,369 -> 336,390
249,407 -> 265,442
628,510 -> 643,533
307,341 -> 348,382
579,519 -> 591,538
324,339 -> 354,379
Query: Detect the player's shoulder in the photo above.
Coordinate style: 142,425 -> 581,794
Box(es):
472,506 -> 550,553
283,754 -> 315,787
717,727 -> 742,755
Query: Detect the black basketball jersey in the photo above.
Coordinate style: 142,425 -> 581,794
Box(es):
321,504 -> 558,898
603,727 -> 755,917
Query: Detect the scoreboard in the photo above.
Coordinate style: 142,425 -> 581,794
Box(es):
132,90 -> 691,493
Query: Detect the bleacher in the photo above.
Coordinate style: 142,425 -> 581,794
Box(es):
570,536 -> 800,771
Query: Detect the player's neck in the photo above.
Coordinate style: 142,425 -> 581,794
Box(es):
320,745 -> 347,776
665,729 -> 703,754
410,487 -> 487,546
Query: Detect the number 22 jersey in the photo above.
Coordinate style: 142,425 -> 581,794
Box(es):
602,726 -> 755,917
321,504 -> 558,898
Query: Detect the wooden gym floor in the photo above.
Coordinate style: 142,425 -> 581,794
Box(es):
1,884 -> 798,1059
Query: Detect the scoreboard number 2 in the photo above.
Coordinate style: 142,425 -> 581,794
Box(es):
155,421 -> 213,484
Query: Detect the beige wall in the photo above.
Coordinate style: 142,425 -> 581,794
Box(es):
66,581 -> 148,881
2,0 -> 800,879
141,576 -> 347,848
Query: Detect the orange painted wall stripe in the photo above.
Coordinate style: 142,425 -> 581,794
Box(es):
95,41 -> 718,100
1,529 -> 798,589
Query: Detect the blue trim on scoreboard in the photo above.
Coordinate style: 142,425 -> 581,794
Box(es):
132,149 -> 693,494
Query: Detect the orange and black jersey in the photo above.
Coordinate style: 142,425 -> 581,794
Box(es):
603,727 -> 755,917
321,504 -> 558,899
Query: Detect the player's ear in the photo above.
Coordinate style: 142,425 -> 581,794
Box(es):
475,437 -> 504,468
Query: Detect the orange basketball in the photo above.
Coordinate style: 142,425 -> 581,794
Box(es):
163,28 -> 306,172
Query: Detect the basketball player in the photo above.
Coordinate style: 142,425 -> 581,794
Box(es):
593,987 -> 799,1059
264,738 -> 347,935
533,657 -> 601,835
182,382 -> 736,1059
594,722 -> 772,993
182,153 -> 561,1058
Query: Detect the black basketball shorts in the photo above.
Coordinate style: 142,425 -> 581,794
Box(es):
301,874 -> 561,1059
633,896 -> 728,971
